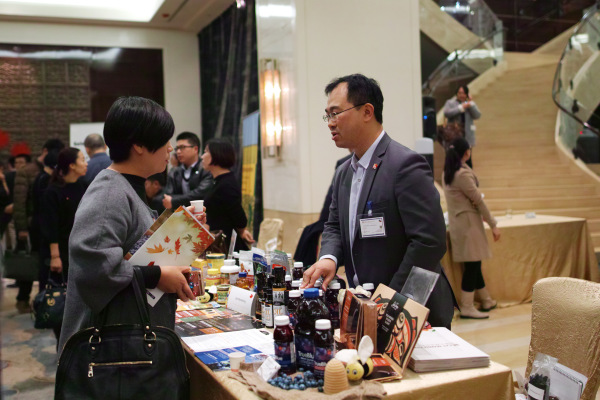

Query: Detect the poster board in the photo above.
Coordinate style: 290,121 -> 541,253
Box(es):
69,122 -> 105,160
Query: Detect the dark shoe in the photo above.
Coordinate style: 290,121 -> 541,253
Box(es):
16,300 -> 31,314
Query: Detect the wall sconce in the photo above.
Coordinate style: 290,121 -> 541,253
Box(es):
260,59 -> 282,158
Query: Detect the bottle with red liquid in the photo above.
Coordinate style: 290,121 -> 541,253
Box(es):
295,288 -> 330,371
287,290 -> 301,329
325,281 -> 341,329
292,262 -> 304,281
313,319 -> 334,380
274,316 -> 296,374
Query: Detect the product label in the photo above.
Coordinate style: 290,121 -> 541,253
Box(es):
295,334 -> 314,370
527,384 -> 545,400
313,345 -> 334,379
273,304 -> 287,318
288,310 -> 298,329
274,340 -> 296,370
273,288 -> 286,304
262,303 -> 273,327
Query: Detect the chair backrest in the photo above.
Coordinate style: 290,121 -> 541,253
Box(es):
526,277 -> 600,400
257,218 -> 284,252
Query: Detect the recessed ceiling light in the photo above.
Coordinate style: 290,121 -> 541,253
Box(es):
0,0 -> 166,22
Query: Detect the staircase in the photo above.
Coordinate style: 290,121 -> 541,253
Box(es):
472,50 -> 600,252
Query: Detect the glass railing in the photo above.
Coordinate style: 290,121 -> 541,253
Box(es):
422,28 -> 504,112
553,4 -> 600,152
438,0 -> 502,39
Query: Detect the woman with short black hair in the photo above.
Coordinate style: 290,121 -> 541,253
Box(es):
59,97 -> 195,357
201,138 -> 254,251
443,137 -> 500,319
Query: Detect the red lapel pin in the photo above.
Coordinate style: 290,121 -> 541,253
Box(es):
372,163 -> 378,170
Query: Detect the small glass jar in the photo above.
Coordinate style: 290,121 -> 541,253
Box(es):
236,272 -> 251,290
207,253 -> 225,272
217,284 -> 231,305
206,268 -> 221,288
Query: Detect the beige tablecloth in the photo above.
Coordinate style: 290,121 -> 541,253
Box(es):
442,214 -> 600,306
185,345 -> 514,400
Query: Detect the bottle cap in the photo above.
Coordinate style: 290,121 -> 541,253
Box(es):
220,266 -> 239,274
315,319 -> 331,330
362,283 -> 375,291
303,288 -> 319,299
314,280 -> 322,288
329,282 -> 341,290
292,280 -> 301,288
286,253 -> 292,259
289,290 -> 301,298
232,251 -> 240,258
319,290 -> 323,297
275,316 -> 290,326
238,271 -> 247,278
294,261 -> 303,269
207,268 -> 219,275
285,275 -> 291,282
224,259 -> 236,266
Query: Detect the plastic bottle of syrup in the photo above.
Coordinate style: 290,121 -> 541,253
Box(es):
273,315 -> 296,374
313,319 -> 334,379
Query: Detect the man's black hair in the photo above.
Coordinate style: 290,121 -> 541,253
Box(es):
206,138 -> 235,169
43,138 -> 65,153
147,172 -> 166,187
324,73 -> 384,124
176,132 -> 201,153
104,96 -> 174,163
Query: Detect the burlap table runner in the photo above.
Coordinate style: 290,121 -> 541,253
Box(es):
228,370 -> 387,400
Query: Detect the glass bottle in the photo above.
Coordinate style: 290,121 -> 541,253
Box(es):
274,316 -> 296,374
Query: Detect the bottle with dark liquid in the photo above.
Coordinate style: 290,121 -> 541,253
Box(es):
287,289 -> 301,329
272,266 -> 286,314
325,281 -> 341,329
313,319 -> 334,379
274,315 -> 296,374
262,285 -> 274,328
292,261 -> 304,281
295,288 -> 330,371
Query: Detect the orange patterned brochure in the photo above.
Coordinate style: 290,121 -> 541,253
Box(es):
126,206 -> 215,307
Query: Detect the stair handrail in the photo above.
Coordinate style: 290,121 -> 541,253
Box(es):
422,27 -> 505,97
552,4 -> 600,135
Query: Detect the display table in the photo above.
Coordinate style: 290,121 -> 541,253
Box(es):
184,344 -> 514,400
441,214 -> 600,306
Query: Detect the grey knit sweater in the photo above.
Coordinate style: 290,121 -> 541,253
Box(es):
58,169 -> 176,355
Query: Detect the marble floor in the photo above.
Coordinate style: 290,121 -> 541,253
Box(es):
0,279 -> 596,399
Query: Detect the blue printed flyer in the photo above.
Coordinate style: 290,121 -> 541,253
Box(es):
195,346 -> 269,371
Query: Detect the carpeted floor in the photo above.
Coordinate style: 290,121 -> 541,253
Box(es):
1,279 -> 57,399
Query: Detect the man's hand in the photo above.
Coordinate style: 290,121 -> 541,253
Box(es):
157,265 -> 195,301
301,258 -> 336,291
238,228 -> 255,245
50,256 -> 63,273
162,194 -> 173,209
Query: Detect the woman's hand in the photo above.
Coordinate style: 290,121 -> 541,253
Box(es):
240,228 -> 254,245
492,227 -> 501,242
157,265 -> 195,301
50,256 -> 63,273
187,205 -> 207,225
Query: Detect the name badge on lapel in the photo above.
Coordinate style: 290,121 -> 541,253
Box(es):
359,201 -> 386,238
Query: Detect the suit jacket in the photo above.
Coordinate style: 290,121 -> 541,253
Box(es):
320,133 -> 455,328
443,165 -> 497,262
443,97 -> 481,147
165,162 -> 214,209
84,152 -> 111,184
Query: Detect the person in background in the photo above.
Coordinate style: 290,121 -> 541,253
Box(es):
34,150 -> 60,292
40,148 -> 87,342
83,133 -> 111,183
145,172 -> 166,215
201,138 -> 254,251
443,85 -> 481,168
163,131 -> 213,210
59,96 -> 195,359
442,137 -> 500,319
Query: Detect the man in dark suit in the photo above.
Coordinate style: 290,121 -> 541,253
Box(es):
302,74 -> 455,328
162,131 -> 213,209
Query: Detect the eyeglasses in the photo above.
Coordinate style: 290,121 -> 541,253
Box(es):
174,145 -> 195,152
323,103 -> 366,123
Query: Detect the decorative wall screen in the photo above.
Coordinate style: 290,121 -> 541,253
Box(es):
0,57 -> 91,156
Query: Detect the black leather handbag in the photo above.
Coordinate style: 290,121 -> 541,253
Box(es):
32,278 -> 66,329
54,268 -> 190,400
3,238 -> 39,281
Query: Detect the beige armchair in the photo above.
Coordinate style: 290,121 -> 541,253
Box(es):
256,218 -> 284,252
526,277 -> 600,400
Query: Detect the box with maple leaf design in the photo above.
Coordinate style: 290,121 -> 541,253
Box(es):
125,206 -> 215,307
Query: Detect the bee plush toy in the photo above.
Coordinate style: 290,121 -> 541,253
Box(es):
335,336 -> 375,381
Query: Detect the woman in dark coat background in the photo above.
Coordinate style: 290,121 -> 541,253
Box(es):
201,138 -> 254,251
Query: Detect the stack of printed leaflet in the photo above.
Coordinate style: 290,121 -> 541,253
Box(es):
174,300 -> 261,337
408,327 -> 490,372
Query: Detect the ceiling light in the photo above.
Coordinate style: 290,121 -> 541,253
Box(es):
0,0 -> 165,22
